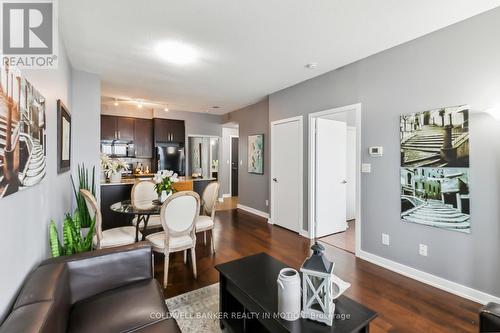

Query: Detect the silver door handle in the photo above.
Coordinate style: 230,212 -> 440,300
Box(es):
341,179 -> 347,184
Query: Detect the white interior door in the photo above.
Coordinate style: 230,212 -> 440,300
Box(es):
315,118 -> 347,237
272,118 -> 302,232
346,127 -> 357,220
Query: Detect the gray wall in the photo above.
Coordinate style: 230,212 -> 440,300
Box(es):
269,7 -> 500,297
226,98 -> 270,213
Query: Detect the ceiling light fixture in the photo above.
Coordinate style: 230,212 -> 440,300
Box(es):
305,62 -> 318,69
137,100 -> 143,109
156,40 -> 199,65
164,106 -> 169,112
114,98 -> 119,106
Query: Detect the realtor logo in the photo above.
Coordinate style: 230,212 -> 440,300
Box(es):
1,0 -> 58,68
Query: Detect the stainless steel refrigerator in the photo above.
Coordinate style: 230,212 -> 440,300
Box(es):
156,143 -> 185,176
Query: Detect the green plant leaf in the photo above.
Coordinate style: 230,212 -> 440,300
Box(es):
48,220 -> 61,257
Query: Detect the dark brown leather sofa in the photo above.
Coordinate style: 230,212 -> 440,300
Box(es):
480,302 -> 500,332
0,242 -> 180,333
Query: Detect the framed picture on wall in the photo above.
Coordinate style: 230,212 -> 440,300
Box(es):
248,134 -> 264,174
0,65 -> 47,199
57,100 -> 71,173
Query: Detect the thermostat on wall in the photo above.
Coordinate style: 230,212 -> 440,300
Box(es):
369,147 -> 383,157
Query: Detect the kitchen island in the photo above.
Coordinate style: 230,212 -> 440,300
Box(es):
100,176 -> 217,230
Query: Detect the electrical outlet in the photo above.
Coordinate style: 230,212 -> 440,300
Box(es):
382,233 -> 390,246
265,200 -> 269,206
419,244 -> 428,256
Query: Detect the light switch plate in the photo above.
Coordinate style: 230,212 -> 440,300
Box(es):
419,244 -> 428,256
382,233 -> 390,246
361,163 -> 371,173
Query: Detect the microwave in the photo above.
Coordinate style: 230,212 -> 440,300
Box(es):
100,142 -> 135,157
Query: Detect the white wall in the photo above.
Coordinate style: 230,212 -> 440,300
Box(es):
0,40 -> 73,320
220,127 -> 239,197
71,70 -> 101,201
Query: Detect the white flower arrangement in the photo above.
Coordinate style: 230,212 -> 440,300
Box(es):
100,154 -> 129,178
100,153 -> 112,170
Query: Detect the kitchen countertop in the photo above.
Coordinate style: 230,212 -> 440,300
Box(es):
101,176 -> 217,186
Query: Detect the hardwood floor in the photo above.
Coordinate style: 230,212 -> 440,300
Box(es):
154,208 -> 481,333
319,219 -> 356,254
215,196 -> 238,211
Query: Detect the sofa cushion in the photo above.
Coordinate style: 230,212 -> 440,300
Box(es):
1,263 -> 70,333
0,301 -> 66,333
68,279 -> 168,333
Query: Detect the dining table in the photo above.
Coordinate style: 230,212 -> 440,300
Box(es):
110,199 -> 162,242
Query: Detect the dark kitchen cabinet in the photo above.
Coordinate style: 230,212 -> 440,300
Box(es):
134,118 -> 153,158
100,115 -> 135,141
154,118 -> 169,142
101,115 -> 117,140
116,117 -> 134,141
169,119 -> 185,142
154,118 -> 185,143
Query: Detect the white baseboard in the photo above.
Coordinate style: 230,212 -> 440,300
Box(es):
267,218 -> 273,224
217,198 -> 224,203
358,249 -> 500,305
222,193 -> 232,198
299,230 -> 312,239
237,204 -> 269,219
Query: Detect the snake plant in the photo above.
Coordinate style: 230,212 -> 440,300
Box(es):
71,164 -> 96,228
48,212 -> 95,257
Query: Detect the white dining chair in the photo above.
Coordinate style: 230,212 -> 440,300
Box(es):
194,181 -> 220,253
131,180 -> 162,229
146,191 -> 200,288
80,189 -> 139,250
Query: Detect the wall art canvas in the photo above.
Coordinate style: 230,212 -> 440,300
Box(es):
248,134 -> 264,174
400,105 -> 470,233
0,66 -> 47,198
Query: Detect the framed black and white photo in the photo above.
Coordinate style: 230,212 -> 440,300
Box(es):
0,65 -> 48,198
57,100 -> 71,173
400,105 -> 471,233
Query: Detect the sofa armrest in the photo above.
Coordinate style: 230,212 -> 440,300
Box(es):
42,242 -> 153,304
480,302 -> 500,332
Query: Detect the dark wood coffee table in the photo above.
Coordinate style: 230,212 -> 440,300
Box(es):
215,253 -> 377,333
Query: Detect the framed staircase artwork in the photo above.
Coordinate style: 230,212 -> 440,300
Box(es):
0,65 -> 47,199
400,105 -> 470,233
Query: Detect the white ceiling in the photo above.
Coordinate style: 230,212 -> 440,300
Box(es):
60,0 -> 500,115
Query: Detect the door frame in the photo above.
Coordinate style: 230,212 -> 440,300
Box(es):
229,135 -> 239,197
308,103 -> 362,256
270,116 -> 304,233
